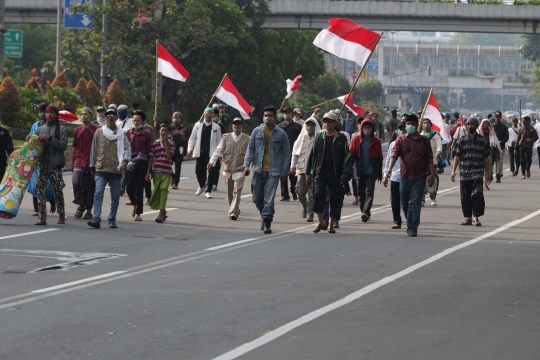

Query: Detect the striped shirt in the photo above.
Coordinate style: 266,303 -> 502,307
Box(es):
150,139 -> 175,175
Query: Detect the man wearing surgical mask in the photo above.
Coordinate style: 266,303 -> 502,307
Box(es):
244,106 -> 291,234
290,117 -> 319,222
278,106 -> 303,201
386,114 -> 434,237
349,118 -> 384,222
115,104 -> 133,130
420,118 -> 442,206
208,118 -> 250,220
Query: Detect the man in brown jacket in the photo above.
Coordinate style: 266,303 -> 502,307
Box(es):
516,116 -> 539,179
208,117 -> 250,220
88,111 -> 131,229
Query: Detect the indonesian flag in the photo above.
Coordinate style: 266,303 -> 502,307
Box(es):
285,75 -> 302,99
459,115 -> 464,127
337,94 -> 364,116
215,75 -> 251,120
422,92 -> 451,143
313,18 -> 380,68
58,110 -> 81,124
157,43 -> 190,82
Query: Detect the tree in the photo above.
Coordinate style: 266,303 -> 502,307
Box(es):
74,78 -> 91,106
0,77 -> 23,127
310,70 -> 340,101
105,78 -> 126,105
87,80 -> 101,107
354,79 -> 384,105
50,72 -> 72,88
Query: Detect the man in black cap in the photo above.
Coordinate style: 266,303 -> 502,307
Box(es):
218,104 -> 232,133
278,106 -> 303,201
451,117 -> 491,226
492,110 -> 509,183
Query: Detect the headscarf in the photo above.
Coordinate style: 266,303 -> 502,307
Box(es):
292,117 -> 321,156
478,119 -> 500,149
45,105 -> 61,153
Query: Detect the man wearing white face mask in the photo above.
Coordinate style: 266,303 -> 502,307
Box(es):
208,118 -> 250,220
290,117 -> 320,222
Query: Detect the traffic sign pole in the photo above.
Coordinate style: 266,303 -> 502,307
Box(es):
56,0 -> 62,75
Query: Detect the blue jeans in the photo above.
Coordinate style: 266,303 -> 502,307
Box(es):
93,173 -> 121,224
252,171 -> 280,222
400,176 -> 426,235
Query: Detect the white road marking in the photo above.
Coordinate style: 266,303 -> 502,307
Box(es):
141,208 -> 178,216
205,238 -> 260,251
212,208 -> 540,360
241,194 -> 252,198
0,229 -> 59,241
31,271 -> 127,293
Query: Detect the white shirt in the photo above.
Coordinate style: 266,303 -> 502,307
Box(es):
535,123 -> 540,147
209,132 -> 244,180
116,117 -> 133,130
383,141 -> 401,182
442,123 -> 451,144
507,125 -> 519,148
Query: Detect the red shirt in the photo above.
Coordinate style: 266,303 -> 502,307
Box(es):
391,133 -> 433,180
150,140 -> 176,174
72,124 -> 99,167
126,129 -> 153,158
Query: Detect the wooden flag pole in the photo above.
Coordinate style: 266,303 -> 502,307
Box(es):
310,97 -> 339,109
419,87 -> 434,131
278,98 -> 287,113
198,73 -> 228,122
337,32 -> 383,120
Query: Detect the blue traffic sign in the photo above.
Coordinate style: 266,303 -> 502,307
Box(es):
367,60 -> 379,71
64,0 -> 93,29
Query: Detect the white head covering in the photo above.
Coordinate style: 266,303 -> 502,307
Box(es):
478,118 -> 501,149
292,117 -> 321,156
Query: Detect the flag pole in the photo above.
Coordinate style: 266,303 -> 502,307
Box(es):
199,73 -> 228,122
278,98 -> 287,113
154,40 -> 159,126
337,32 -> 383,119
310,97 -> 339,109
420,87 -> 433,123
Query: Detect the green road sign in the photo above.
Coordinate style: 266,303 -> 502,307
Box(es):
4,30 -> 23,58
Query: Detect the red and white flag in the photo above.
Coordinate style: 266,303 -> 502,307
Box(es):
157,43 -> 190,82
337,94 -> 364,116
285,75 -> 302,99
313,18 -> 380,68
58,110 -> 81,124
422,92 -> 451,143
215,75 -> 251,120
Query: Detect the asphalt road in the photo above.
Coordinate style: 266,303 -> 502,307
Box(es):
1,150 -> 540,360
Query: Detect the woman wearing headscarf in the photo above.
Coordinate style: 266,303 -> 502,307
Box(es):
478,119 -> 500,190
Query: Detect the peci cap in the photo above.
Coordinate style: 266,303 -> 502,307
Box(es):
465,117 -> 479,125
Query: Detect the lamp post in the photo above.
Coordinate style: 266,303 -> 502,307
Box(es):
0,0 -> 7,76
390,31 -> 396,92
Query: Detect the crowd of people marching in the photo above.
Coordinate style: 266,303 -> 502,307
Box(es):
1,102 -> 538,236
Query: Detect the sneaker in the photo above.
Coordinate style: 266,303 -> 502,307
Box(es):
328,227 -> 336,234
230,214 -> 238,221
407,232 -> 417,237
391,224 -> 401,229
334,220 -> 340,229
205,192 -> 212,199
431,200 -> 437,206
361,214 -> 369,222
263,220 -> 272,234
213,185 -> 218,191
196,187 -> 204,196
87,219 -> 100,229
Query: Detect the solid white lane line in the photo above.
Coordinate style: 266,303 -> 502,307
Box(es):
141,208 -> 178,216
31,271 -> 127,293
213,208 -> 540,360
205,238 -> 260,251
241,194 -> 251,198
0,229 -> 59,241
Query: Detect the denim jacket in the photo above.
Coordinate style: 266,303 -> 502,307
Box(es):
243,124 -> 291,177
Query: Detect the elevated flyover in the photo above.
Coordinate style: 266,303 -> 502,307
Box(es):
263,0 -> 540,34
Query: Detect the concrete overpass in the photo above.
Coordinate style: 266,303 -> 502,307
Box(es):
5,0 -> 58,24
263,0 -> 540,34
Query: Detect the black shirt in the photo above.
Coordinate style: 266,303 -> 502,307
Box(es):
0,126 -> 14,166
200,123 -> 212,157
278,121 -> 303,150
320,135 -> 335,177
219,113 -> 231,133
493,123 -> 509,148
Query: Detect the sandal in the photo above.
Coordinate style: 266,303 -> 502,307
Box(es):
108,223 -> 118,228
171,185 -> 178,189
32,212 -> 38,216
83,213 -> 93,219
461,218 -> 473,225
34,219 -> 47,226
126,200 -> 132,205
472,220 -> 482,226
155,216 -> 164,223
352,201 -> 359,206
134,215 -> 142,221
57,216 -> 67,225
75,208 -> 84,218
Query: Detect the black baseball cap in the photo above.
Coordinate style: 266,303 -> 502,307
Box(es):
232,117 -> 243,124
282,106 -> 293,112
105,108 -> 117,116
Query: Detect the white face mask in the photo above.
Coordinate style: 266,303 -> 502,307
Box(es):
233,128 -> 242,135
363,129 -> 372,136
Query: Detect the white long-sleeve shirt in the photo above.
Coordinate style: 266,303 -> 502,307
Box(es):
209,131 -> 244,180
383,141 -> 401,182
535,123 -> 540,148
507,125 -> 519,148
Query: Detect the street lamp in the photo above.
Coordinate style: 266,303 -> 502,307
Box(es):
390,31 -> 396,93
0,0 -> 7,77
